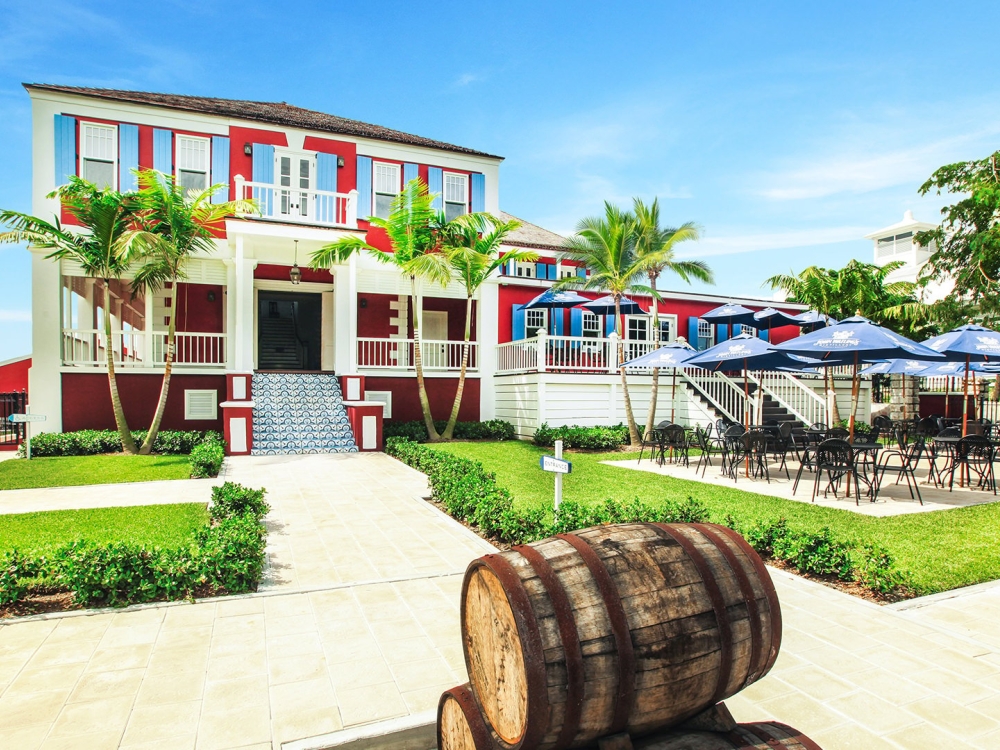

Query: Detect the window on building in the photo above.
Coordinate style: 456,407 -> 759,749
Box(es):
735,323 -> 755,336
444,172 -> 468,221
373,162 -> 400,219
515,261 -> 536,278
582,311 -> 601,338
626,316 -> 649,340
697,319 -> 714,348
80,123 -> 116,189
177,136 -> 210,192
658,316 -> 676,342
559,265 -> 577,279
526,309 -> 547,334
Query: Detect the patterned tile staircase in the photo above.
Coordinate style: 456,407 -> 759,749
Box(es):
251,372 -> 358,455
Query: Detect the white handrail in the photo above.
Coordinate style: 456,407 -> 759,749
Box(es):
678,368 -> 748,423
751,370 -> 827,426
234,176 -> 358,229
356,338 -> 478,371
62,330 -> 227,367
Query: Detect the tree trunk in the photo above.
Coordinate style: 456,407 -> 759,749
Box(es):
443,295 -> 473,440
140,279 -> 177,454
616,297 -> 641,447
104,280 -> 138,454
645,287 -> 659,436
411,275 -> 440,441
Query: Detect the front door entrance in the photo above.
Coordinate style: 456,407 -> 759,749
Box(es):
257,291 -> 323,370
276,151 -> 316,221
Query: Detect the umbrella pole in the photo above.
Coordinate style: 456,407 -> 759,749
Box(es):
849,353 -> 859,441
902,374 -> 906,422
945,377 -> 951,419
963,354 -> 970,437
670,367 -> 677,424
744,362 -> 750,477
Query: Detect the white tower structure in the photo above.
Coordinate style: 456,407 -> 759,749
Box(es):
865,210 -> 948,301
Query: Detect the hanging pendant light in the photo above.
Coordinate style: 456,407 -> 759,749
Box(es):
290,239 -> 302,285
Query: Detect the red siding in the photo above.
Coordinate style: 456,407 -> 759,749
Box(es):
357,294 -> 397,339
229,126 -> 289,188
175,283 -> 224,333
0,357 -> 30,393
302,136 -> 356,193
254,263 -> 333,284
61,373 -> 224,433
365,376 -> 480,423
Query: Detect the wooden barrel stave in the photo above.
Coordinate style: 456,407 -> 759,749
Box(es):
632,721 -> 822,750
461,523 -> 782,750
438,684 -> 495,750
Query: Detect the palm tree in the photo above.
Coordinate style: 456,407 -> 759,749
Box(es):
310,179 -> 449,440
556,202 -> 665,446
632,198 -> 711,437
119,169 -> 257,454
0,177 -> 142,453
437,213 -> 534,439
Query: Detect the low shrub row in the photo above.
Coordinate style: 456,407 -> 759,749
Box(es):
386,437 -> 910,597
383,419 -> 516,443
0,482 -> 269,609
18,429 -> 226,478
533,423 -> 630,450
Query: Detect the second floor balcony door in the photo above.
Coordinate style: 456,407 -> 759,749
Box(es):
277,151 -> 316,221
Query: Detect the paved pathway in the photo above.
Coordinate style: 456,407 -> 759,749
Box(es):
0,478 -> 219,516
1,453 -> 999,749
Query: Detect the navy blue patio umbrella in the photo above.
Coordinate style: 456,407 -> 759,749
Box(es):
777,316 -> 943,436
793,310 -> 838,332
520,288 -> 591,335
922,324 -> 1000,434
753,307 -> 802,340
622,339 -> 697,422
579,294 -> 645,337
860,359 -> 938,421
700,302 -> 760,331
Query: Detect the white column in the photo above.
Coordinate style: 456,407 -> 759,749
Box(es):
332,253 -> 357,374
536,329 -> 547,373
28,249 -> 63,432
321,290 -> 335,371
223,258 -> 236,369
478,282 -> 499,420
233,236 -> 257,372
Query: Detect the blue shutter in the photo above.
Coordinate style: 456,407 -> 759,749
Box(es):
54,114 -> 76,186
512,305 -> 526,341
427,167 -> 443,210
552,310 -> 565,335
570,308 -> 583,337
315,152 -> 338,223
759,328 -> 770,342
152,129 -> 173,176
576,267 -> 586,278
605,314 -> 616,336
211,136 -> 230,203
118,124 -> 139,191
252,144 -> 275,217
402,162 -> 418,188
548,264 -> 558,280
471,173 -> 485,212
356,155 -> 373,221
717,324 -> 730,342
535,263 -> 544,279
688,318 -> 701,350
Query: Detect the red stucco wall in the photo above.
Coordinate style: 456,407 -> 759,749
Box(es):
366,376 -> 480,423
175,283 -> 224,333
61,372 -> 225,433
254,264 -> 333,284
0,357 -> 30,393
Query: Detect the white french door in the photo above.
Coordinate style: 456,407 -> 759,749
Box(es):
276,151 -> 316,220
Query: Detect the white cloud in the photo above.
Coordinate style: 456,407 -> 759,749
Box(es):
454,73 -> 479,87
677,226 -> 870,258
0,310 -> 31,323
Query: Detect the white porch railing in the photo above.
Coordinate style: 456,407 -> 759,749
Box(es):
679,368 -> 749,423
495,334 -> 659,375
356,338 -> 478,372
62,330 -> 227,367
751,370 -> 828,426
234,176 -> 359,229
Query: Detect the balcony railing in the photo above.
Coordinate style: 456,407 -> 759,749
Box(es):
62,330 -> 227,368
496,334 -> 658,375
234,176 -> 358,229
356,338 -> 478,372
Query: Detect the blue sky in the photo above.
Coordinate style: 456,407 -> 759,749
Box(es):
2,0 -> 1000,361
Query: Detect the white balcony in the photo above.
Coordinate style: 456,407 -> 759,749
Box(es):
357,338 -> 478,372
496,334 -> 657,375
234,176 -> 358,229
62,330 -> 227,368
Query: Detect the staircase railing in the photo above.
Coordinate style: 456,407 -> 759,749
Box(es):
678,368 -> 748,423
750,370 -> 827,426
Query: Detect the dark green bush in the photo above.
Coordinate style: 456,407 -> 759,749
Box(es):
383,419 -> 516,442
189,433 -> 225,478
23,429 -> 218,458
0,482 -> 268,609
854,544 -> 908,594
533,423 -> 630,450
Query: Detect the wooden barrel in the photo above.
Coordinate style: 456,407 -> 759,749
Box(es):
460,523 -> 781,750
634,721 -> 823,749
438,684 -> 495,750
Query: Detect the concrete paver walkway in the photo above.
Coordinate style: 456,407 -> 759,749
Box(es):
2,452 -> 1000,749
0,477 -> 219,516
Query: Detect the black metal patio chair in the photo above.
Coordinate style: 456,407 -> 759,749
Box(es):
874,430 -> 925,505
811,438 -> 862,505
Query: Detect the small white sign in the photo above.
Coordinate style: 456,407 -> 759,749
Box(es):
540,455 -> 572,474
7,414 -> 46,423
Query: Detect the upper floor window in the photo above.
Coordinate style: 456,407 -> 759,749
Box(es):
659,316 -> 676,342
582,310 -> 601,338
626,316 -> 649,341
80,122 -> 116,189
444,172 -> 468,221
514,261 -> 536,278
526,308 -> 547,333
177,135 -> 210,193
373,162 -> 400,219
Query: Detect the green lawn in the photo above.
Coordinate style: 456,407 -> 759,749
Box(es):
0,503 -> 209,555
431,441 -> 1000,595
0,454 -> 192,491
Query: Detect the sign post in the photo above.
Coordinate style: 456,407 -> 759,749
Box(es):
539,438 -> 571,511
8,407 -> 46,460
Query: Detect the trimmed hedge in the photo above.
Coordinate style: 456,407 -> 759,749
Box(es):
386,437 -> 910,597
18,429 -> 226,479
383,419 -> 516,443
0,482 -> 269,608
533,423 -> 630,450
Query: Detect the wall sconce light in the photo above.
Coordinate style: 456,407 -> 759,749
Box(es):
290,240 -> 302,285
337,156 -> 346,168
243,143 -> 253,156
360,298 -> 368,308
207,291 -> 216,302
